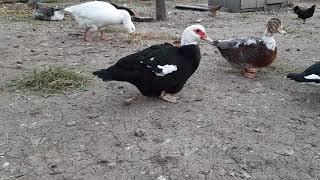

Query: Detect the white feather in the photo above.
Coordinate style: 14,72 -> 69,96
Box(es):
244,38 -> 257,46
155,65 -> 178,76
304,74 -> 320,80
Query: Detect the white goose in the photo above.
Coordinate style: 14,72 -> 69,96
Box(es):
64,1 -> 135,41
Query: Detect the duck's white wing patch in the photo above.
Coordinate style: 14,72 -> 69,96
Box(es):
155,65 -> 177,77
244,38 -> 257,46
304,74 -> 320,80
217,37 -> 259,49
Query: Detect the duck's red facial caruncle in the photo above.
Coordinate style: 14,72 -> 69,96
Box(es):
194,29 -> 207,39
193,29 -> 213,42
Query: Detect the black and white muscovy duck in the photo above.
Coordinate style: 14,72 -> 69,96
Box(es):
287,62 -> 320,85
210,18 -> 286,78
64,1 -> 135,41
27,0 -> 64,21
93,24 -> 213,103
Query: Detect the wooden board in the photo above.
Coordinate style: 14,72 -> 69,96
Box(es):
132,16 -> 155,22
241,0 -> 265,9
0,0 -> 27,2
175,4 -> 209,11
266,0 -> 286,4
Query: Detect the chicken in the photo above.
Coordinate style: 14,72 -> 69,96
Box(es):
209,5 -> 222,17
293,5 -> 316,23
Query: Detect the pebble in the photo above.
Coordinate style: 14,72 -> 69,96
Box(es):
2,162 -> 9,168
276,149 -> 294,156
66,121 -> 77,127
134,128 -> 146,137
195,18 -> 204,23
88,113 -> 99,119
253,128 -> 261,132
157,175 -> 167,180
15,64 -> 23,69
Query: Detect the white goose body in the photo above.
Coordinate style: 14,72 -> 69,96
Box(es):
65,1 -> 135,41
64,1 -> 135,32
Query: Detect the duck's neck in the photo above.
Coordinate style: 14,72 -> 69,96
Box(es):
262,29 -> 276,51
180,36 -> 197,46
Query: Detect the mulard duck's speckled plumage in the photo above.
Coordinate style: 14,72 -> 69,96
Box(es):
210,18 -> 286,78
27,0 -> 64,21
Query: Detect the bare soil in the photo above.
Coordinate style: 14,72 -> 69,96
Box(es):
1,1 -> 320,179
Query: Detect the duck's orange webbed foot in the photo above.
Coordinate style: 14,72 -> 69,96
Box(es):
242,67 -> 257,78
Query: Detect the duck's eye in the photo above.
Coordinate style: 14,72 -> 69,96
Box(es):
196,29 -> 201,33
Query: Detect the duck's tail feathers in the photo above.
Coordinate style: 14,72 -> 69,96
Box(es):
93,69 -> 113,81
287,73 -> 305,82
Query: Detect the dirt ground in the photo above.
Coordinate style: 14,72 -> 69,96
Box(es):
0,0 -> 320,179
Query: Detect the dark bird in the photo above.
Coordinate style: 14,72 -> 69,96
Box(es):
93,24 -> 213,103
110,3 -> 135,17
210,18 -> 286,78
293,5 -> 316,23
287,62 -> 320,84
27,0 -> 64,21
209,5 -> 222,17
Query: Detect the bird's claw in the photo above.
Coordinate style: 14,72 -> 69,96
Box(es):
159,91 -> 179,103
124,96 -> 137,105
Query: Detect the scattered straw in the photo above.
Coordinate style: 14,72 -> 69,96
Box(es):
125,31 -> 179,45
6,66 -> 89,95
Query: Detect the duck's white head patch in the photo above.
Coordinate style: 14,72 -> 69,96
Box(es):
155,65 -> 177,76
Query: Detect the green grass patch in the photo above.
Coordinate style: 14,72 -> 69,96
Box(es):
5,66 -> 90,95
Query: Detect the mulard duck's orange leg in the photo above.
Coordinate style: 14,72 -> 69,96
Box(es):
241,65 -> 257,78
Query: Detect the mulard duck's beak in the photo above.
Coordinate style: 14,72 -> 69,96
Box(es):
277,26 -> 287,35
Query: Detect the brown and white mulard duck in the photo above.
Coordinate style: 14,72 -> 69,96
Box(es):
210,18 -> 286,78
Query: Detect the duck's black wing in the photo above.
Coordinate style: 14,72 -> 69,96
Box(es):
93,43 -> 179,82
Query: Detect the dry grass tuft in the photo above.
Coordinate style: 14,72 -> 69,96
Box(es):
126,31 -> 179,45
5,66 -> 90,95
